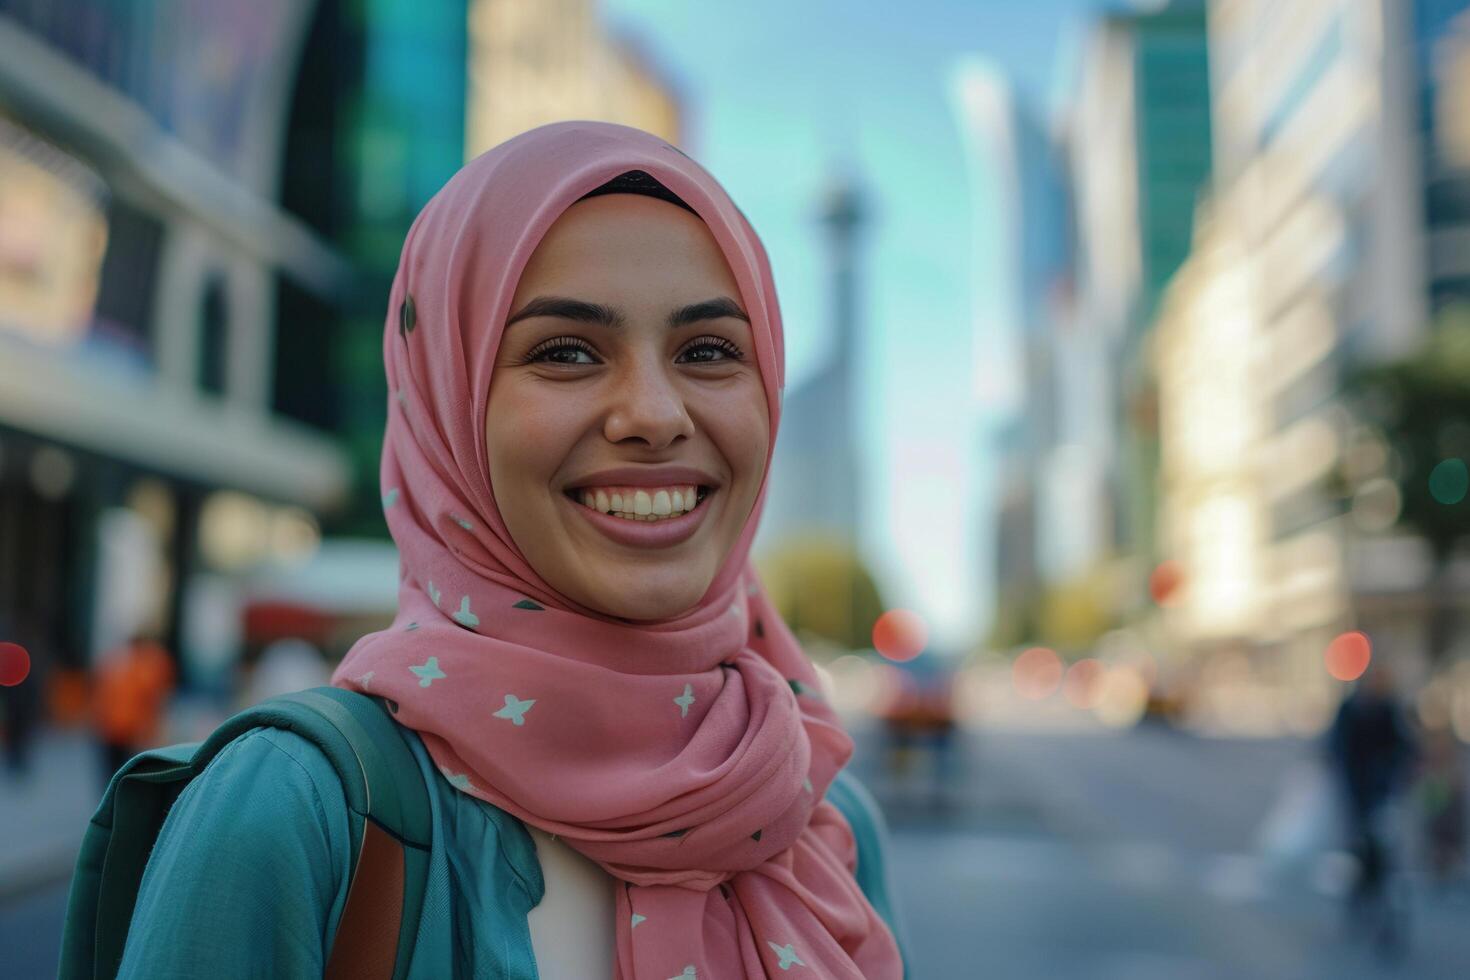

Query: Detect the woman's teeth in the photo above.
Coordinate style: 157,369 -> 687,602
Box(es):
576,485 -> 704,521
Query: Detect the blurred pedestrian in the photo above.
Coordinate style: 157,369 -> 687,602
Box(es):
878,652 -> 958,812
91,632 -> 176,788
1326,662 -> 1418,956
1417,723 -> 1466,893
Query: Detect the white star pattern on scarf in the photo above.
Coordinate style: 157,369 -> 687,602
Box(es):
493,694 -> 535,726
767,941 -> 805,970
409,657 -> 445,687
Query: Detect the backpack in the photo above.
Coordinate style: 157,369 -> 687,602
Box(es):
59,686 -> 432,980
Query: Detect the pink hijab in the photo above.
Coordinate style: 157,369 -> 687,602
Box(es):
331,121 -> 902,979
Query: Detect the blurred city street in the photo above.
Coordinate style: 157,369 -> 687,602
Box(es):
6,717 -> 1470,978
857,723 -> 1470,980
5,0 -> 1470,977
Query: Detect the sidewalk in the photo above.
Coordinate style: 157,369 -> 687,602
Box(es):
0,727 -> 104,903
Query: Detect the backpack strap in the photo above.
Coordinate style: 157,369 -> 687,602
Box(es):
826,769 -> 911,977
61,686 -> 430,980
269,688 -> 433,980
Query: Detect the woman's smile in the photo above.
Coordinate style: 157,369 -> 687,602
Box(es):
562,464 -> 717,520
560,464 -> 717,543
569,484 -> 709,521
560,481 -> 716,549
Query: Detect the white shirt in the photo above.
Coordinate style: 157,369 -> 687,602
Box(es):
524,825 -> 617,978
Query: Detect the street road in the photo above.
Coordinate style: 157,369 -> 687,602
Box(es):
851,722 -> 1470,979
5,723 -> 1469,978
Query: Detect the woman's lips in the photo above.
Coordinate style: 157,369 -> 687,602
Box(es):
562,487 -> 715,549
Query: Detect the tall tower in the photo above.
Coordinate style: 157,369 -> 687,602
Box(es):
755,170 -> 868,555
816,171 -> 867,543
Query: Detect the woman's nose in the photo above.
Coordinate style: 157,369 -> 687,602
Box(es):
602,361 -> 694,449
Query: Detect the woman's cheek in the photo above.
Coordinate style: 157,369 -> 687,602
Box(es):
486,394 -> 566,506
714,425 -> 769,510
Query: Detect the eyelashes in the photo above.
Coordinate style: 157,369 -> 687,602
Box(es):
678,336 -> 746,363
521,335 -> 746,365
522,335 -> 597,364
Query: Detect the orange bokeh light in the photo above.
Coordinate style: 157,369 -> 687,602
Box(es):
1013,647 -> 1063,700
1325,631 -> 1372,681
872,608 -> 928,662
1063,657 -> 1103,708
1150,560 -> 1185,606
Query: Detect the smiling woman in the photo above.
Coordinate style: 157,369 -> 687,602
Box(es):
106,122 -> 906,980
487,192 -> 769,622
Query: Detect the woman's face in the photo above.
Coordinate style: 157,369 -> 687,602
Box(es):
485,193 -> 770,621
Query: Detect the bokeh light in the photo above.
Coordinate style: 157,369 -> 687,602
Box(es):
1349,476 -> 1402,532
1125,650 -> 1159,689
1324,630 -> 1372,682
0,641 -> 30,686
1093,666 -> 1150,728
871,608 -> 928,662
1429,457 -> 1469,505
1064,657 -> 1103,708
1149,560 -> 1185,606
823,653 -> 883,715
1013,646 -> 1063,700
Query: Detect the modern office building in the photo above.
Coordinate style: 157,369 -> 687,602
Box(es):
1066,0 -> 1213,579
1154,0 -> 1440,718
276,0 -> 472,536
949,59 -> 1079,644
465,0 -> 683,158
0,2 -> 353,689
1413,0 -> 1470,307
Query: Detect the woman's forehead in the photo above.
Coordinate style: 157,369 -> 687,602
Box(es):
513,195 -> 739,298
533,193 -> 720,255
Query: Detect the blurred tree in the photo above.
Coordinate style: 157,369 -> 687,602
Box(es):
1346,304 -> 1470,661
755,534 -> 886,651
986,591 -> 1038,653
1034,562 -> 1117,654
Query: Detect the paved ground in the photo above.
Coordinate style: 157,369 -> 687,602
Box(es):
851,722 -> 1470,979
0,728 -> 100,979
0,728 -> 103,903
5,720 -> 1469,978
1,878 -> 70,979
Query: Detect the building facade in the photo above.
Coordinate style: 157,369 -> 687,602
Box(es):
275,0 -> 471,537
1057,0 -> 1213,628
0,1 -> 354,694
1155,0 -> 1451,723
949,60 -> 1078,646
465,0 -> 682,158
1413,0 -> 1470,308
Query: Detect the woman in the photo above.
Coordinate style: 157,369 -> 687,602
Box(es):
116,121 -> 906,978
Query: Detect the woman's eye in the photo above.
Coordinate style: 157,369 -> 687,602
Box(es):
678,337 -> 745,364
525,339 -> 598,365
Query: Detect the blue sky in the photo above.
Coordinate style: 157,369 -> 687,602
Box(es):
601,0 -> 1114,649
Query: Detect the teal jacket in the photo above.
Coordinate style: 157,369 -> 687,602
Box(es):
116,722 -> 908,978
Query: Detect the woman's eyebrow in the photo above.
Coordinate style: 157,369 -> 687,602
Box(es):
505,296 -> 624,328
668,297 -> 750,328
505,295 -> 749,329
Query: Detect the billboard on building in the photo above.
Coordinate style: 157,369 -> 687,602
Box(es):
0,116 -> 108,346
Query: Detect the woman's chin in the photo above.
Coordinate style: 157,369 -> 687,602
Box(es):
579,577 -> 708,623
